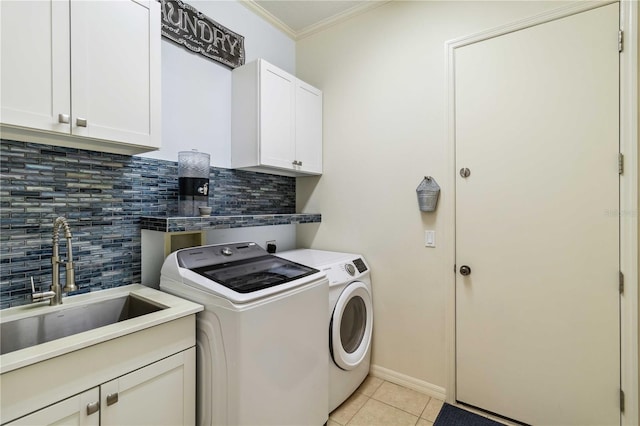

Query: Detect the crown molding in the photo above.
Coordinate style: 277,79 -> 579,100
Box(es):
239,0 -> 297,39
296,1 -> 390,40
239,0 -> 390,41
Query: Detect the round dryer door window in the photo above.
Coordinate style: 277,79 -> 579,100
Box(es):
331,281 -> 373,370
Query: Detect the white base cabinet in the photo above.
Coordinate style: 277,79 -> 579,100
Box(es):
6,350 -> 194,426
1,316 -> 196,425
0,0 -> 161,155
232,59 -> 322,176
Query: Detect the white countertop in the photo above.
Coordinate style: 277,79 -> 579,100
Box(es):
0,285 -> 203,374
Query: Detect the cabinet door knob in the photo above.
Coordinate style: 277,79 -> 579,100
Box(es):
86,401 -> 100,416
106,392 -> 119,406
76,117 -> 88,127
58,113 -> 70,124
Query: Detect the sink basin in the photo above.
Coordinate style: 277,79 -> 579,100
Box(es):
0,295 -> 166,355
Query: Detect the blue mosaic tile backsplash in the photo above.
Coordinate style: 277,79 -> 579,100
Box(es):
0,139 -> 295,308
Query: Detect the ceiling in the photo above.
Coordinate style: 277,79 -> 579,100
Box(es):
242,0 -> 388,39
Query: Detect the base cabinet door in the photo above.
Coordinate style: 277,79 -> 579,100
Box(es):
6,388 -> 100,426
101,348 -> 196,426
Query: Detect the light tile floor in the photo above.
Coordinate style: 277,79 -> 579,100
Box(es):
329,376 -> 509,426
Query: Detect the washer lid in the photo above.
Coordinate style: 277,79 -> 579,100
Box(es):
191,255 -> 319,294
176,242 -> 320,294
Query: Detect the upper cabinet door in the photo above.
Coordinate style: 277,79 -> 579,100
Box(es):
70,0 -> 160,148
259,61 -> 297,170
295,81 -> 323,174
0,0 -> 71,133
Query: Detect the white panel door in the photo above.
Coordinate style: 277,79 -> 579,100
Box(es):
260,62 -> 296,170
0,0 -> 70,133
101,349 -> 195,425
70,0 -> 157,147
455,4 -> 620,425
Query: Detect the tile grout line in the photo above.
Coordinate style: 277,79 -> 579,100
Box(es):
368,393 -> 432,421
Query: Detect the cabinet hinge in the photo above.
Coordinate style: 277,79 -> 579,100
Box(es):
618,30 -> 623,52
618,153 -> 624,175
619,271 -> 624,294
620,389 -> 625,413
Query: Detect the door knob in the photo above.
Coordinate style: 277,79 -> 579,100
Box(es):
459,265 -> 471,276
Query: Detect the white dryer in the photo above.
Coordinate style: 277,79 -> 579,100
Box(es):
277,249 -> 373,412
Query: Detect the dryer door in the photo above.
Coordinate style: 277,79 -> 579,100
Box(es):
330,281 -> 373,370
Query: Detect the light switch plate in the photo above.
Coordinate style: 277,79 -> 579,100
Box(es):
425,230 -> 436,248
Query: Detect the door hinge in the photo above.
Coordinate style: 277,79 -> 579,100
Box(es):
619,271 -> 624,294
618,30 -> 623,52
618,153 -> 624,175
620,389 -> 625,413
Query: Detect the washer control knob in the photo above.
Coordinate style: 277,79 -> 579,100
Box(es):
345,264 -> 356,276
221,247 -> 233,256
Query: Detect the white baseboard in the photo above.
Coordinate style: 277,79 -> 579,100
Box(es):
369,364 -> 447,401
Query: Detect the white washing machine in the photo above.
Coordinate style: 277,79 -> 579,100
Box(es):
160,242 -> 329,426
277,249 -> 373,413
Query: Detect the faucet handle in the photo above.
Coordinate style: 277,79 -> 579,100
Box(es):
30,277 -> 56,303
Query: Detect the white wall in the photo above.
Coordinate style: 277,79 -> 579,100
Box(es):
205,225 -> 296,251
141,0 -> 295,167
295,0 -> 573,391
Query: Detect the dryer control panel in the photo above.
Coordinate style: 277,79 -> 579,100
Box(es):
324,258 -> 369,285
275,249 -> 371,286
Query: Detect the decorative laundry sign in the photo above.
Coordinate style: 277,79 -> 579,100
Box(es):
160,0 -> 245,69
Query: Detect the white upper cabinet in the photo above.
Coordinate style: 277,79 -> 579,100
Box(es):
232,59 -> 323,176
0,0 -> 161,154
